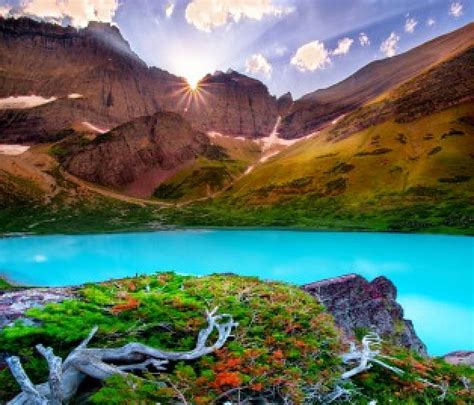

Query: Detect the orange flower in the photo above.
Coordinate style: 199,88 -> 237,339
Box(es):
250,383 -> 264,392
111,296 -> 140,314
211,372 -> 242,389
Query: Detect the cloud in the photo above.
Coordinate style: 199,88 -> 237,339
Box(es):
13,0 -> 119,27
359,32 -> 370,46
33,254 -> 47,263
449,1 -> 463,18
0,5 -> 10,17
427,17 -> 435,26
245,53 -> 272,77
380,31 -> 400,58
404,17 -> 418,33
273,44 -> 288,57
185,0 -> 293,32
332,37 -> 354,56
165,2 -> 175,18
291,40 -> 331,72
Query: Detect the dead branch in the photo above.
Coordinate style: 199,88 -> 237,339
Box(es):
7,307 -> 237,404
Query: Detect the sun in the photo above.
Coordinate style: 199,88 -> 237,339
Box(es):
186,77 -> 200,91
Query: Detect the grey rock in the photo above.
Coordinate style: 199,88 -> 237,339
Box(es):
303,274 -> 427,356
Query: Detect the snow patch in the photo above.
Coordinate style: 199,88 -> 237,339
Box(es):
0,145 -> 30,156
207,131 -> 248,142
331,114 -> 345,125
81,121 -> 108,134
0,95 -> 57,109
68,93 -> 83,99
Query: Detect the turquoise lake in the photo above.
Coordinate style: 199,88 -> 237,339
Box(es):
0,230 -> 472,355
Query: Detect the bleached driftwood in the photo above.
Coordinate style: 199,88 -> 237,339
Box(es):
340,332 -> 452,401
341,332 -> 404,379
7,307 -> 238,404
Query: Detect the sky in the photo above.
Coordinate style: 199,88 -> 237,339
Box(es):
0,0 -> 472,98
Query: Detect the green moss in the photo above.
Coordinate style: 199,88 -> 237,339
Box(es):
1,273 -> 472,404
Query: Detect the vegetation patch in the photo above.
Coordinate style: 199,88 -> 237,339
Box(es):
1,274 -> 472,404
395,133 -> 407,144
354,148 -> 392,157
203,144 -> 230,161
438,175 -> 471,184
441,129 -> 465,139
325,178 -> 347,196
427,146 -> 442,156
327,162 -> 355,175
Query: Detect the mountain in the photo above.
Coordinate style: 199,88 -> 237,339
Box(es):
182,70 -> 278,138
0,17 -> 278,143
164,41 -> 473,233
0,23 -> 472,234
279,23 -> 474,139
58,112 -> 210,189
52,111 -> 261,198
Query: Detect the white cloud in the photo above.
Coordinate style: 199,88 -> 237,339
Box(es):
185,0 -> 293,32
449,1 -> 463,18
33,254 -> 47,263
17,0 -> 119,28
0,5 -> 11,17
165,2 -> 175,18
359,32 -> 370,46
332,37 -> 354,56
427,17 -> 436,26
273,44 -> 288,57
380,31 -> 400,58
245,53 -> 272,77
404,17 -> 418,33
291,40 -> 331,72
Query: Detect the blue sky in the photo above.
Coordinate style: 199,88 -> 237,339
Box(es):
1,0 -> 472,97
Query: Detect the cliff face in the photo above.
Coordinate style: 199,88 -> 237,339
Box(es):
303,274 -> 427,356
0,17 -> 185,143
181,70 -> 278,138
0,17 -> 278,143
62,111 -> 210,188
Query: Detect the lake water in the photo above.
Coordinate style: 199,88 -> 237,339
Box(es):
0,230 -> 472,355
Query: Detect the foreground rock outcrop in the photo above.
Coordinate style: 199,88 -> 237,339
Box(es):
0,287 -> 75,329
443,351 -> 474,366
303,274 -> 427,355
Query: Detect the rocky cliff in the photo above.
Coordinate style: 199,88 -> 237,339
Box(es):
0,17 -> 278,143
303,274 -> 427,355
183,70 -> 278,138
61,111 -> 211,188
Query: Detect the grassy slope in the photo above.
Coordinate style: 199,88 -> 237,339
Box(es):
157,104 -> 473,233
0,273 -> 471,404
152,136 -> 261,202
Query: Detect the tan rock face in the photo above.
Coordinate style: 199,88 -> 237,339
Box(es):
0,18 -> 278,143
63,112 -> 210,188
182,70 -> 278,138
